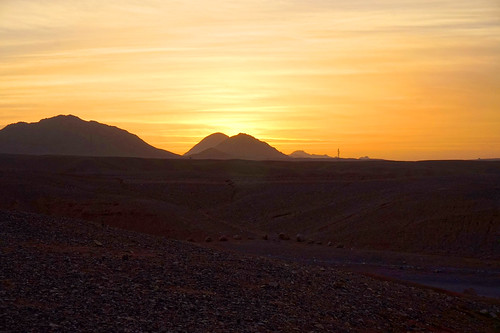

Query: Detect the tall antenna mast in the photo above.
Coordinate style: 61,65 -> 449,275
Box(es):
337,148 -> 340,159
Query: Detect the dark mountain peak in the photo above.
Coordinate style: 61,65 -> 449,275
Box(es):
188,132 -> 288,160
2,115 -> 83,132
223,133 -> 273,147
184,132 -> 229,156
42,114 -> 82,122
212,132 -> 228,137
231,133 -> 257,141
0,115 -> 179,159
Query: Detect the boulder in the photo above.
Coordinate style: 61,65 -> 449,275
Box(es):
278,233 -> 290,240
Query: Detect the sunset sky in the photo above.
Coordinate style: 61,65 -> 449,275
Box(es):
1,0 -> 499,160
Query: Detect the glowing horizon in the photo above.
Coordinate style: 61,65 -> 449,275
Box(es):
1,0 -> 499,160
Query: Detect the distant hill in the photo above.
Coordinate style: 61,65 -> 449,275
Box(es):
0,115 -> 179,159
290,150 -> 333,159
188,133 -> 288,160
184,132 -> 229,156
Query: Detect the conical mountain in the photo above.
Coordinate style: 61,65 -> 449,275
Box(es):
184,132 -> 229,156
189,133 -> 288,160
0,115 -> 179,159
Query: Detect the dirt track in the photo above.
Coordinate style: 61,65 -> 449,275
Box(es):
211,239 -> 500,299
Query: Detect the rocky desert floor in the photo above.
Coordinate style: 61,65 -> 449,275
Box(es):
1,155 -> 499,332
2,210 -> 500,332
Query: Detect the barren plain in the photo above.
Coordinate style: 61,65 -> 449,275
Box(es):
1,154 -> 499,331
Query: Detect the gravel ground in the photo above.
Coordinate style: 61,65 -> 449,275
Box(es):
1,210 -> 499,332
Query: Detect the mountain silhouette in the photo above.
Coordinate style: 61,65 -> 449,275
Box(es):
188,133 -> 288,160
184,132 -> 229,156
289,150 -> 332,159
0,115 -> 179,159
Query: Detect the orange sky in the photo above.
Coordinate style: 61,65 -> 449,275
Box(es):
1,0 -> 499,160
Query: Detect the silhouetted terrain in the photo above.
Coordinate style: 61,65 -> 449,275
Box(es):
0,115 -> 366,161
290,150 -> 332,159
188,133 -> 288,160
0,115 -> 179,159
184,132 -> 229,156
0,154 -> 498,258
1,154 -> 500,331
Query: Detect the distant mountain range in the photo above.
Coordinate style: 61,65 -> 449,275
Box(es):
0,115 -> 369,161
0,115 -> 179,159
185,133 -> 288,160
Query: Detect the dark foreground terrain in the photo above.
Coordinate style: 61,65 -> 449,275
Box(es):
1,210 -> 499,332
0,154 -> 498,258
1,154 -> 499,331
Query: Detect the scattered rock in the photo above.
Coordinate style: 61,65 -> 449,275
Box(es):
218,235 -> 228,242
314,323 -> 324,329
262,234 -> 268,240
1,210 -> 496,333
296,234 -> 305,242
205,237 -> 212,242
307,239 -> 315,244
333,282 -> 345,289
186,238 -> 195,242
327,242 -> 332,247
93,240 -> 103,247
278,233 -> 290,240
233,235 -> 242,240
336,244 -> 344,249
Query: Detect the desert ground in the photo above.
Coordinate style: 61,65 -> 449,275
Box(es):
1,154 -> 499,331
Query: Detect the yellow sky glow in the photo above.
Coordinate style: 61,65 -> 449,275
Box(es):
1,0 -> 499,160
